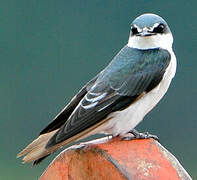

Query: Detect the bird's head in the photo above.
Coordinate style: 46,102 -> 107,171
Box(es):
128,13 -> 173,50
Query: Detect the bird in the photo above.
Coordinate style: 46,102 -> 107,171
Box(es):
17,13 -> 176,166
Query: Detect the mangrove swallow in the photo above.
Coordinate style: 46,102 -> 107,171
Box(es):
17,13 -> 176,165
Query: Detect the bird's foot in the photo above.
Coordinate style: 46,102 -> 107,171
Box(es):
121,129 -> 159,142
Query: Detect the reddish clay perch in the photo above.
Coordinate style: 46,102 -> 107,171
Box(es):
40,137 -> 192,180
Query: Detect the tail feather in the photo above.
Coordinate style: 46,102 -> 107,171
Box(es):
17,130 -> 58,163
17,129 -> 82,164
17,117 -> 108,164
33,155 -> 50,166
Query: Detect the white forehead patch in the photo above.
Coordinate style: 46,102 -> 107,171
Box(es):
133,23 -> 160,32
142,27 -> 149,31
149,23 -> 160,31
133,24 -> 142,33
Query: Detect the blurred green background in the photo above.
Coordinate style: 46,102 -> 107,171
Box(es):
1,0 -> 196,179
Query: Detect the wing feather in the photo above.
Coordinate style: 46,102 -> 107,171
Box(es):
39,74 -> 99,135
18,46 -> 172,165
46,47 -> 171,148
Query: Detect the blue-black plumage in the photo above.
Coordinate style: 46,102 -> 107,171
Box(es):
17,13 -> 177,166
46,46 -> 171,145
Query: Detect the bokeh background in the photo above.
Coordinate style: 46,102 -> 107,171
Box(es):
1,1 -> 196,179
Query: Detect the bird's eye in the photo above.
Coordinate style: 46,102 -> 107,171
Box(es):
153,24 -> 165,33
131,26 -> 138,35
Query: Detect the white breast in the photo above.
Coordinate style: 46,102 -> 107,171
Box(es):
101,49 -> 177,136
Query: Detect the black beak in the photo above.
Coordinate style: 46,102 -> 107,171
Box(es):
137,31 -> 156,37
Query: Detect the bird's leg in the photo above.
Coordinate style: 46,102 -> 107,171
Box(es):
122,129 -> 159,141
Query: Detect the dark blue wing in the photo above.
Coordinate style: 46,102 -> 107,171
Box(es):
46,46 -> 171,147
40,74 -> 99,135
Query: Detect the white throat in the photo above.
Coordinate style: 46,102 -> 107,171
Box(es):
127,33 -> 173,51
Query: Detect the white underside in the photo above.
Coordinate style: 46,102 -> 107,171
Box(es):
100,48 -> 176,136
82,33 -> 177,137
86,46 -> 176,137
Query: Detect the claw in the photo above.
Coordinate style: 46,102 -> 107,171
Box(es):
122,129 -> 159,142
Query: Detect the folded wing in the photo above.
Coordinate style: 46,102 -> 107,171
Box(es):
46,47 -> 171,148
18,46 -> 171,165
